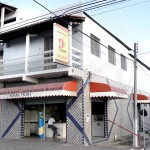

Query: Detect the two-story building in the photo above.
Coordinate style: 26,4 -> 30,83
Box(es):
0,2 -> 150,146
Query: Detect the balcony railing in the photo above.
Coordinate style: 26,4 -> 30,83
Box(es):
0,47 -> 82,77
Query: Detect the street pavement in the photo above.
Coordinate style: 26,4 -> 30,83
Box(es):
0,137 -> 149,150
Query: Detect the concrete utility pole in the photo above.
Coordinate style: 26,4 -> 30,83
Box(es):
133,43 -> 138,147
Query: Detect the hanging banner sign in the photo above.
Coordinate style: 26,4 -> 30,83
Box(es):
53,23 -> 69,65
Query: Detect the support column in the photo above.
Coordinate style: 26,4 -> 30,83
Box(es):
133,43 -> 138,147
66,71 -> 92,146
83,72 -> 92,146
1,7 -> 5,27
66,79 -> 84,145
68,22 -> 72,67
25,33 -> 30,73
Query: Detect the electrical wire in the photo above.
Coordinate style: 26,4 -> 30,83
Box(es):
32,0 -> 134,63
32,0 -> 131,61
138,64 -> 150,79
138,50 -> 150,56
73,35 -> 132,68
1,0 -> 134,63
1,0 -> 148,93
90,0 -> 150,16
64,0 -> 132,16
62,0 -> 114,15
1,0 -> 14,3
2,0 -> 128,32
72,27 -> 134,66
90,8 -> 134,50
1,0 -> 131,33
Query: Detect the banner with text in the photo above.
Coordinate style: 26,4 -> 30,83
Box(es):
53,23 -> 69,65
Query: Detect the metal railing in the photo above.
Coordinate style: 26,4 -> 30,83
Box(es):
0,47 -> 82,77
72,47 -> 82,68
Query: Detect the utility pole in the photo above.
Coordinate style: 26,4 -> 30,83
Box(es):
133,43 -> 138,147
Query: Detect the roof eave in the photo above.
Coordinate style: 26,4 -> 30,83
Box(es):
0,15 -> 85,42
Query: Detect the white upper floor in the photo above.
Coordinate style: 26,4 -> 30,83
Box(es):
0,2 -> 149,93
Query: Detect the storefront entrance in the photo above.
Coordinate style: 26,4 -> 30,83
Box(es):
24,97 -> 66,139
92,100 -> 105,140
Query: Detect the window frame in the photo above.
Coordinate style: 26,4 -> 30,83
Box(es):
121,54 -> 127,71
108,45 -> 116,65
90,34 -> 101,57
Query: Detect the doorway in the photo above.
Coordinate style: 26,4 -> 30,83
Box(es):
92,100 -> 105,140
24,101 -> 66,138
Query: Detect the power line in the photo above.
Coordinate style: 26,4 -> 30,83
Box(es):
65,0 -> 132,16
62,0 -> 113,15
1,2 -> 132,61
90,8 -> 134,49
138,64 -> 150,79
72,32 -> 133,67
1,0 -> 14,3
87,0 -> 150,49
33,0 -> 134,63
90,0 -> 150,16
138,50 -> 150,56
129,53 -> 150,71
1,0 -> 133,63
1,0 -> 131,35
1,0 -> 130,32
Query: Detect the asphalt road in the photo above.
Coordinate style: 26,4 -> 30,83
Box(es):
0,137 -> 146,150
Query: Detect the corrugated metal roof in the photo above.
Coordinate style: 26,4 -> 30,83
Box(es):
0,15 -> 85,42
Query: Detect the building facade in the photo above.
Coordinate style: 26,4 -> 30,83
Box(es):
0,2 -> 150,146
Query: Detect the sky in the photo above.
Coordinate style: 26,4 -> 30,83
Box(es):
1,0 -> 149,62
1,0 -> 150,91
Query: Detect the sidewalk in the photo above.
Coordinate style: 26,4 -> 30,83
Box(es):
0,137 -> 148,150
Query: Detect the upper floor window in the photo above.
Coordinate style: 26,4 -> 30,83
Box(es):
108,45 -> 116,65
121,54 -> 127,71
90,34 -> 100,57
44,35 -> 53,50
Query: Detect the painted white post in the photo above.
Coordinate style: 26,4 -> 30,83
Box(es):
25,33 -> 30,73
43,102 -> 46,140
133,43 -> 138,147
15,9 -> 20,21
68,22 -> 72,67
1,7 -> 5,27
143,105 -> 145,149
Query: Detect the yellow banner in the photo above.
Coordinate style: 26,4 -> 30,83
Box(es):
53,23 -> 69,65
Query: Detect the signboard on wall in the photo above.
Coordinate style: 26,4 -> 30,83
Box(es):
0,81 -> 77,99
53,23 -> 69,65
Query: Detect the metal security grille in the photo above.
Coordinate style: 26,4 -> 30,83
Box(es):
138,104 -> 142,130
104,100 -> 108,138
21,100 -> 25,139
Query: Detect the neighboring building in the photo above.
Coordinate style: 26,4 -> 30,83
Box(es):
0,2 -> 150,146
0,3 -> 18,27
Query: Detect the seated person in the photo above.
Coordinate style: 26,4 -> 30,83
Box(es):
48,115 -> 60,138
